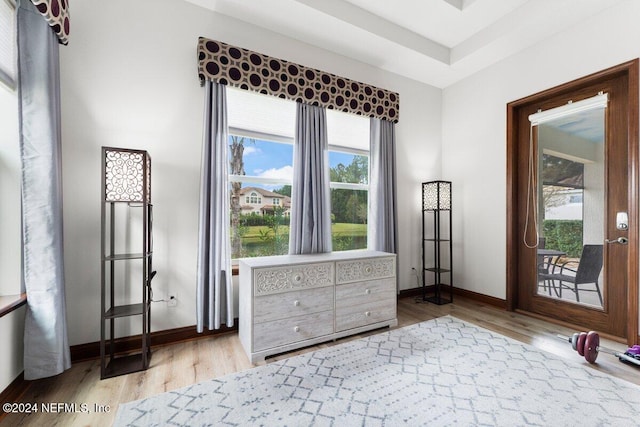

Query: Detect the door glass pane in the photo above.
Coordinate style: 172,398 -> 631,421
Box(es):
536,106 -> 605,309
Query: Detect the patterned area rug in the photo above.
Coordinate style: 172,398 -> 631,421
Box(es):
114,316 -> 640,426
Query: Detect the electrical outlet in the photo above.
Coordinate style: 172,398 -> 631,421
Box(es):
167,292 -> 177,307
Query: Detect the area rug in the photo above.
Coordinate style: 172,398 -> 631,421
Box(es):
114,316 -> 640,426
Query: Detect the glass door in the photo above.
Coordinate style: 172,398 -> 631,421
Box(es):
535,101 -> 606,310
507,62 -> 638,341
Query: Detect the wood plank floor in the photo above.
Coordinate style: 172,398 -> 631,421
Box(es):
4,295 -> 639,426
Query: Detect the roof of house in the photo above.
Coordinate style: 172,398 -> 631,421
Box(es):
239,186 -> 289,199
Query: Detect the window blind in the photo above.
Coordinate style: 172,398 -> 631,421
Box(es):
327,109 -> 369,152
227,86 -> 369,152
227,87 -> 296,140
0,0 -> 16,90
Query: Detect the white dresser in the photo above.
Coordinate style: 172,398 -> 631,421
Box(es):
239,250 -> 397,363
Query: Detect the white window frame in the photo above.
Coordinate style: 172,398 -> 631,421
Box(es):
0,0 -> 17,91
328,145 -> 370,192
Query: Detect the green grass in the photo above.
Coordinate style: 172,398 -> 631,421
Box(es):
241,223 -> 366,242
331,223 -> 367,237
236,222 -> 368,257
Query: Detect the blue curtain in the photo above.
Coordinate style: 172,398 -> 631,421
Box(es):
369,118 -> 398,253
196,81 -> 234,331
289,103 -> 332,254
17,0 -> 70,380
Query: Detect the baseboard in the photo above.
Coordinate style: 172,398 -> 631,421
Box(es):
73,286 -> 506,362
0,372 -> 29,421
399,286 -> 507,309
71,321 -> 239,363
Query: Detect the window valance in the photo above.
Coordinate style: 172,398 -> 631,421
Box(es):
31,0 -> 70,44
197,37 -> 399,123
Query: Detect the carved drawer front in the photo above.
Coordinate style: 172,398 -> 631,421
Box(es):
253,310 -> 334,351
254,262 -> 334,296
254,286 -> 333,324
336,256 -> 395,284
335,278 -> 396,332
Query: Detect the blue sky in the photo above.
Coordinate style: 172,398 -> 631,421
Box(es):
233,139 -> 356,183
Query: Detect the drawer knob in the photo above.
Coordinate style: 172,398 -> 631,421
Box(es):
293,274 -> 302,283
294,326 -> 300,332
365,289 -> 371,295
364,266 -> 372,274
365,311 -> 371,317
293,300 -> 300,306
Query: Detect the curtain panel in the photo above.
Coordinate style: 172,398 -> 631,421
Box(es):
368,118 -> 398,254
196,81 -> 234,331
289,103 -> 332,254
17,0 -> 70,380
29,0 -> 70,44
197,37 -> 399,123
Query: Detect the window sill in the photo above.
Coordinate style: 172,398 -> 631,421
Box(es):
0,293 -> 27,318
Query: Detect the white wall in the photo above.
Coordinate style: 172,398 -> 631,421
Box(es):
60,0 -> 441,345
0,307 -> 25,392
442,0 -> 640,300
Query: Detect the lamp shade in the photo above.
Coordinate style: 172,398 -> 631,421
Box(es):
422,181 -> 451,211
103,147 -> 151,203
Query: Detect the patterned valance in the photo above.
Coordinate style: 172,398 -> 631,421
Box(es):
197,38 -> 399,123
31,0 -> 70,45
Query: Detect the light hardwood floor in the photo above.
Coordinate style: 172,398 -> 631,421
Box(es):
4,295 -> 639,426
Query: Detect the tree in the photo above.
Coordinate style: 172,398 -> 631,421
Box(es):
273,185 -> 291,197
330,155 -> 368,223
229,136 -> 254,258
541,154 -> 584,219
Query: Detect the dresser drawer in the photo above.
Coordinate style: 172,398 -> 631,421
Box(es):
253,310 -> 334,351
335,277 -> 395,302
254,286 -> 333,323
336,256 -> 395,284
335,299 -> 396,332
254,262 -> 334,296
335,278 -> 396,333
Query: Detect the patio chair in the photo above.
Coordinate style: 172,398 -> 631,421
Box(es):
539,244 -> 603,305
537,237 -> 547,274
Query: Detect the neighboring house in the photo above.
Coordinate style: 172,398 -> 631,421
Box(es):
238,187 -> 291,216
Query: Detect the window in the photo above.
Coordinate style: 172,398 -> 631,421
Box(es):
228,136 -> 293,259
226,87 -> 369,259
0,0 -> 21,298
327,109 -> 370,251
0,0 -> 16,90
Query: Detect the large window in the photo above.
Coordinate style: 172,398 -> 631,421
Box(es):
227,87 -> 370,259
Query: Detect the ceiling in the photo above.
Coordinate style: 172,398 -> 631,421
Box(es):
184,0 -> 624,88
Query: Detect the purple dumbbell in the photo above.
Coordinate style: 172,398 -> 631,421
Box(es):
626,345 -> 640,356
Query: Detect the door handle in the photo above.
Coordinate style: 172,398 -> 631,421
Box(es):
605,237 -> 628,245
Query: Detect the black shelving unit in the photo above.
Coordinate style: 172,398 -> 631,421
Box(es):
100,147 -> 154,379
421,181 -> 453,305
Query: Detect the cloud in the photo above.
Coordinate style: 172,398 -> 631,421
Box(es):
258,165 -> 294,180
243,146 -> 261,156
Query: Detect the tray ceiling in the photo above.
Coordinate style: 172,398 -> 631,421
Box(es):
184,0 -> 624,88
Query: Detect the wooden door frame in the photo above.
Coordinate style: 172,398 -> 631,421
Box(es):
506,60 -> 639,345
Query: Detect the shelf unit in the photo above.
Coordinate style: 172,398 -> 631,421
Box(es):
100,147 -> 154,379
421,180 -> 453,305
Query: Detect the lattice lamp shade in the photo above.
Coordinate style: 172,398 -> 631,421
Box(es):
103,147 -> 151,203
422,181 -> 451,211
